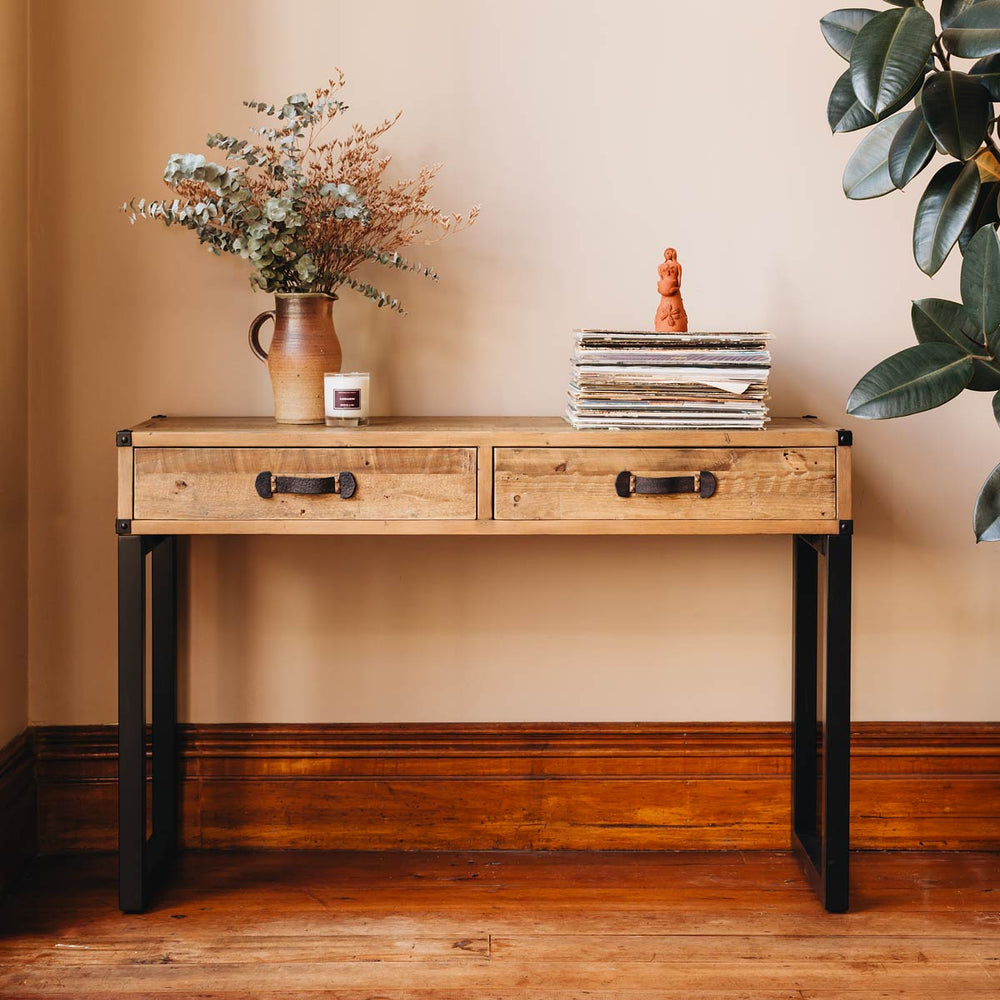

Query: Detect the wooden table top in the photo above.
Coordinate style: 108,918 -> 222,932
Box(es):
126,415 -> 844,448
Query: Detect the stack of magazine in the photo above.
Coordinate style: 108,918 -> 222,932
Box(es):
565,330 -> 771,430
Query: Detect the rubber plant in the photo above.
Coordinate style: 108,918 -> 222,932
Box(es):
822,0 -> 1000,540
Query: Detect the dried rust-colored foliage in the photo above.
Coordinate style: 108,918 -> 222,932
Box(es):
126,72 -> 478,311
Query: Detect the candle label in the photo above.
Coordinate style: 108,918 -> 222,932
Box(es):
334,390 -> 361,410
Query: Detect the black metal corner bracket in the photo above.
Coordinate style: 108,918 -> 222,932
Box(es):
116,430 -> 132,447
839,520 -> 853,536
837,429 -> 853,447
116,519 -> 132,535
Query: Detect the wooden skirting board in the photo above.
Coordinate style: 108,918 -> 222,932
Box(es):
0,730 -> 37,894
26,722 -> 1000,854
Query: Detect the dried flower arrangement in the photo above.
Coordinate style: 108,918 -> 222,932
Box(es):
124,72 -> 478,312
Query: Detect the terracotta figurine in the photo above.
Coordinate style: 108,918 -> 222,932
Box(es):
654,247 -> 688,333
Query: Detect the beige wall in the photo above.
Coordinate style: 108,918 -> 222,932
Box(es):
27,0 -> 1000,726
0,0 -> 28,746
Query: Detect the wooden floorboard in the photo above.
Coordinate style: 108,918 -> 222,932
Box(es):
0,851 -> 998,997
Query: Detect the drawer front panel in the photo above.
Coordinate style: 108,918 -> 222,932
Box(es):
134,448 -> 477,521
494,447 -> 837,521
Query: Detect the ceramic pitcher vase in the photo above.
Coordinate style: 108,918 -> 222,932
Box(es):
248,293 -> 343,424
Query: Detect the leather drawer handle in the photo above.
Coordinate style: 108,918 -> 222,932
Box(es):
615,470 -> 717,499
254,471 -> 357,499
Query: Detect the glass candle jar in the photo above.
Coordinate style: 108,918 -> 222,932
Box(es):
324,372 -> 370,427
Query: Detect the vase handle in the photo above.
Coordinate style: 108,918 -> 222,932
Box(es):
248,310 -> 275,363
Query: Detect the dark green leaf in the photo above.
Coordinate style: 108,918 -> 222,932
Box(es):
969,53 -> 1000,98
828,70 -> 877,132
843,112 -> 909,199
912,297 -> 982,349
959,181 -> 1000,251
851,7 -> 935,116
969,356 -> 1000,389
830,67 -> 924,133
821,9 -> 879,60
911,295 -> 1000,389
920,72 -> 991,160
994,389 -> 1000,425
888,107 -> 936,187
913,160 -> 982,275
943,0 -> 987,29
974,461 -> 1000,540
991,311 -> 1000,356
847,343 -> 974,418
882,0 -> 918,5
943,0 -> 1000,57
961,225 -> 1000,335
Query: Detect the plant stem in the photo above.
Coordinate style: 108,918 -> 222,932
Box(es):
934,36 -> 951,70
965,323 -> 996,357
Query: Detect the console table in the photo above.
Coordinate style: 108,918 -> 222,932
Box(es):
115,416 -> 853,912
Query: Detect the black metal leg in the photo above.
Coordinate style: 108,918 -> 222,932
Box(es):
821,533 -> 852,913
151,536 -> 179,857
792,536 -> 819,863
117,535 -> 147,913
792,532 -> 852,913
118,534 -> 179,913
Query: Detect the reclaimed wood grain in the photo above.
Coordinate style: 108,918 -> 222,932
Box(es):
475,445 -> 492,521
126,517 -> 841,535
133,447 -> 477,521
115,445 -> 132,521
119,416 -> 850,534
494,447 -> 837,522
836,443 -> 852,521
127,415 -> 843,449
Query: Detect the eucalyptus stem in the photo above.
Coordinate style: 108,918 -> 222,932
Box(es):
125,77 -> 477,306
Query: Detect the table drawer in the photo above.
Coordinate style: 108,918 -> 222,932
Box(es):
494,447 -> 837,521
134,447 -> 477,521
